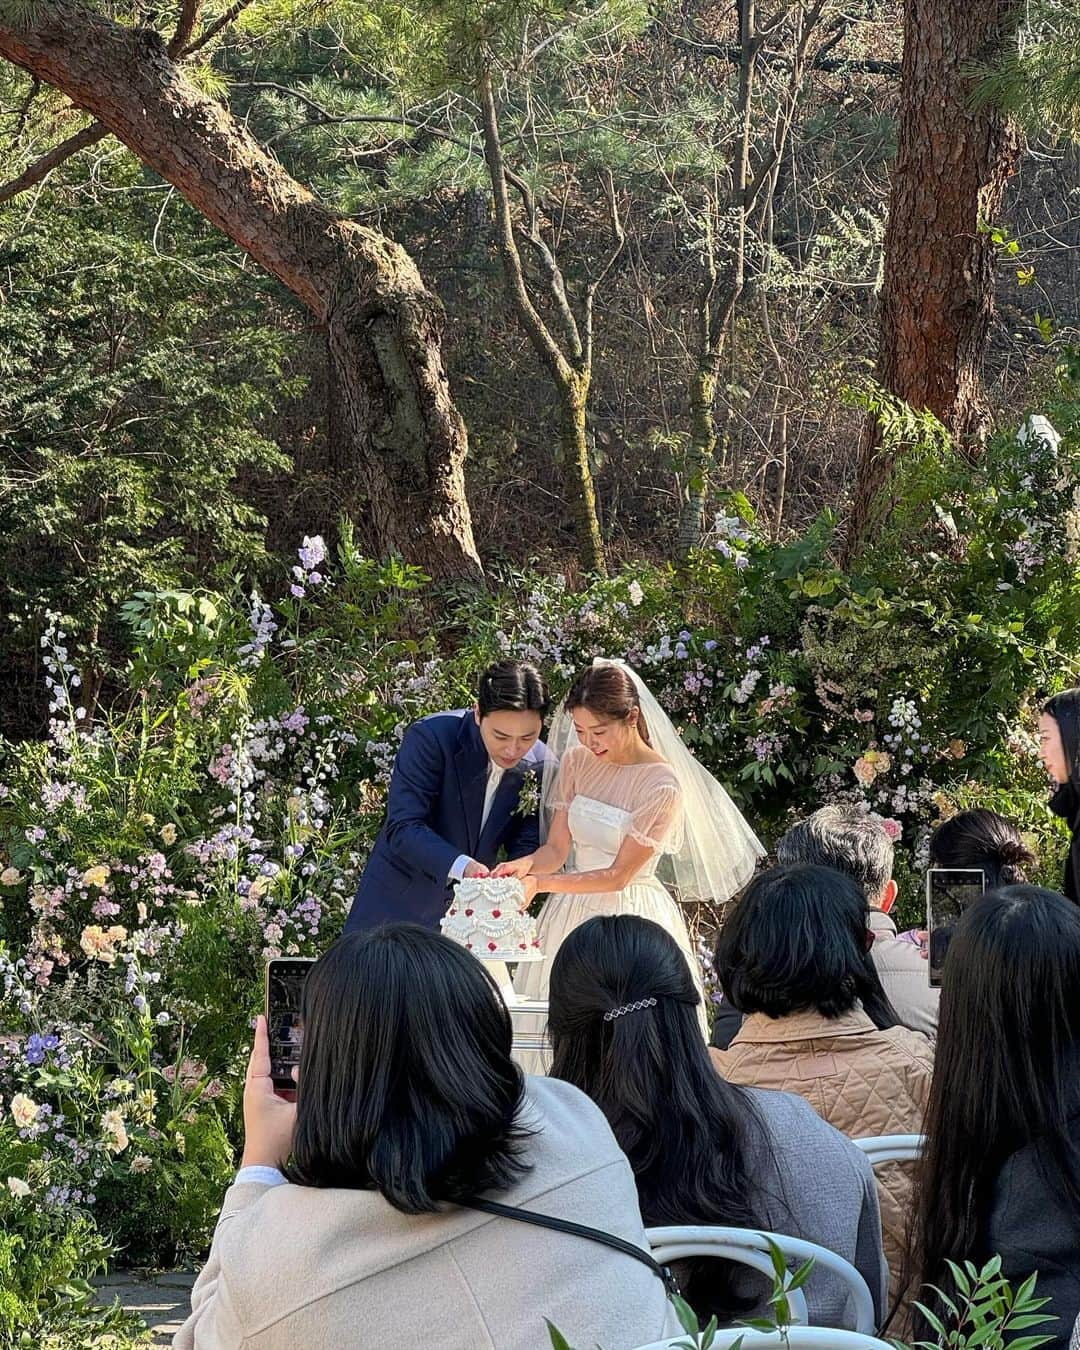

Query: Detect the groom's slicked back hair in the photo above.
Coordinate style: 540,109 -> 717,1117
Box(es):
477,660 -> 550,719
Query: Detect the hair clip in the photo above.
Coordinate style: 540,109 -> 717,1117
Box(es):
603,997 -> 658,1022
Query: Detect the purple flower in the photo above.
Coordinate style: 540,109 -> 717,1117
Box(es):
298,535 -> 327,571
290,584 -> 306,600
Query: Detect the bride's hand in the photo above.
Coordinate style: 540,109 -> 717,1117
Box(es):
493,856 -> 533,879
520,875 -> 539,907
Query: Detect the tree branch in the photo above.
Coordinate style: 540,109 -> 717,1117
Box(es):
0,119 -> 109,205
478,66 -> 574,386
673,31 -> 899,76
178,0 -> 254,57
168,0 -> 202,57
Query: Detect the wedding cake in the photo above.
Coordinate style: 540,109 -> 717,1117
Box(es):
440,876 -> 544,962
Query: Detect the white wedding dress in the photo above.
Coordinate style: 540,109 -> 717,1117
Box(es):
511,747 -> 706,1070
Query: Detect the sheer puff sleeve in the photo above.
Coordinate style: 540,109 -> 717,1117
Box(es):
550,746 -> 583,812
629,779 -> 683,852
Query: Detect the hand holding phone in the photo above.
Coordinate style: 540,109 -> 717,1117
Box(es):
241,1014 -> 298,1170
926,869 -> 986,986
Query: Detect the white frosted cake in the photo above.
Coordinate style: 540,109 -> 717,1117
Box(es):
440,876 -> 544,962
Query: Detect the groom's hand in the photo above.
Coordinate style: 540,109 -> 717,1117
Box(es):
462,860 -> 491,879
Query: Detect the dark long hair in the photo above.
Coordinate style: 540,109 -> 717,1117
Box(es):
285,924 -> 531,1213
929,809 -> 1035,891
1044,689 -> 1080,786
909,886 -> 1080,1334
566,663 -> 651,745
714,864 -> 899,1029
548,915 -> 776,1317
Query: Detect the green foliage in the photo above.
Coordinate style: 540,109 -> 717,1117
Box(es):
0,165 -> 300,690
974,0 -> 1080,141
910,1256 -> 1056,1350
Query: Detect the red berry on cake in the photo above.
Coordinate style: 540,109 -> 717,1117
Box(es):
491,910 -> 501,918
464,909 -> 474,917
488,942 -> 497,951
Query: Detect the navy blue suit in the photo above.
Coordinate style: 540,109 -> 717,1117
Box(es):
343,710 -> 548,934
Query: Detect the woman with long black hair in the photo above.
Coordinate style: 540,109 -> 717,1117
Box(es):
547,913 -> 887,1331
908,885 -> 1080,1350
1040,691 -> 1080,901
176,924 -> 677,1350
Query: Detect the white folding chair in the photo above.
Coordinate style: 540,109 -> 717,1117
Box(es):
634,1329 -> 895,1349
853,1133 -> 925,1166
646,1226 -> 877,1336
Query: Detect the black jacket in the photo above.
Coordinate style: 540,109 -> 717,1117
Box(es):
1050,782 -> 1080,904
986,1103 -> 1080,1350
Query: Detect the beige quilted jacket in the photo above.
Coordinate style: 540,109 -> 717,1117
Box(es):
711,1006 -> 932,1316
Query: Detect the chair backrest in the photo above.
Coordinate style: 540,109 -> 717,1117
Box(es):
646,1225 -> 876,1336
634,1329 -> 895,1349
852,1133 -> 925,1166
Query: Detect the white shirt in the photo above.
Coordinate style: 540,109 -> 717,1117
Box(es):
448,762 -> 505,882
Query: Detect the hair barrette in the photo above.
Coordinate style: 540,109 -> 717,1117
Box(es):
603,997 -> 658,1022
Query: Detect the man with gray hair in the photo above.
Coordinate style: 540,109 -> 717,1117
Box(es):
710,804 -> 938,1049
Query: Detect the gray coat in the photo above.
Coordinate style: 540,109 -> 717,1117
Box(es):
727,1086 -> 888,1330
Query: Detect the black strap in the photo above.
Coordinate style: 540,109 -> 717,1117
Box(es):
462,1197 -> 680,1298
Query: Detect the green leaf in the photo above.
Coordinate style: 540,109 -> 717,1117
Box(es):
544,1320 -> 575,1350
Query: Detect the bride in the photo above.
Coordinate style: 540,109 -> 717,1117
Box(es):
499,658 -> 764,1024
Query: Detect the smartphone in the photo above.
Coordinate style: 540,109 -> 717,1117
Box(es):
926,869 -> 986,987
265,957 -> 315,1095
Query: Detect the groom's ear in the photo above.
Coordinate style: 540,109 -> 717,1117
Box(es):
473,703 -> 482,727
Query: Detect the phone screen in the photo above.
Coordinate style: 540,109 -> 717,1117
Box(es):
926,869 -> 985,986
265,958 -> 315,1091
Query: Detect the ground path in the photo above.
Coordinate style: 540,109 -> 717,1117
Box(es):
95,1269 -> 194,1345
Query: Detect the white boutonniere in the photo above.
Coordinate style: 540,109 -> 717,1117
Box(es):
513,772 -> 541,819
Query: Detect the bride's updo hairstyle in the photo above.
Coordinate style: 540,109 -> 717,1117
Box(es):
566,663 -> 652,745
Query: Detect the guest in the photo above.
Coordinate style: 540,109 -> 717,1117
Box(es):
711,865 -> 931,1315
548,914 -> 888,1330
710,806 -> 938,1045
1040,690 -> 1080,901
929,808 -> 1034,891
908,886 -> 1080,1350
174,925 -> 677,1350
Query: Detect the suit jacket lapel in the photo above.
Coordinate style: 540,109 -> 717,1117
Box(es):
454,717 -> 488,855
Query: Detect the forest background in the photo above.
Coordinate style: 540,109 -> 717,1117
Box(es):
0,0 -> 1078,1343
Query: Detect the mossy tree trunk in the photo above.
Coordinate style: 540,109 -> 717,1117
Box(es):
0,0 -> 483,581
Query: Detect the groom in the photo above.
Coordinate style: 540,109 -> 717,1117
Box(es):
343,660 -> 550,934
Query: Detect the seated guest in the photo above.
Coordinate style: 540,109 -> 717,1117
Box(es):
908,885 -> 1080,1350
710,805 -> 937,1047
175,925 -> 677,1350
548,914 -> 887,1330
711,865 -> 931,1317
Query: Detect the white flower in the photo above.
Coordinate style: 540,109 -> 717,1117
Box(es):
628,580 -> 644,607
10,1094 -> 39,1128
6,1176 -> 30,1198
101,1109 -> 129,1155
159,823 -> 177,846
129,1155 -> 152,1175
0,867 -> 22,887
